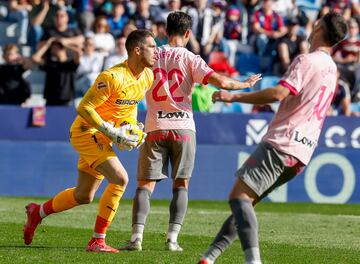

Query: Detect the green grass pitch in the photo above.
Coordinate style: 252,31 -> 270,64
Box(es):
0,197 -> 359,263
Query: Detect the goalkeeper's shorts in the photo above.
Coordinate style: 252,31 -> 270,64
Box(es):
70,130 -> 117,180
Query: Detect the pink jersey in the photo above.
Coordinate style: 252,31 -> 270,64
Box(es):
263,50 -> 337,165
145,45 -> 214,132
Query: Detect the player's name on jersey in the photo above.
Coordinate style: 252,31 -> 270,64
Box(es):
154,51 -> 181,61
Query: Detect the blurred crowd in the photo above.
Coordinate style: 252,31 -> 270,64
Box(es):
0,0 -> 359,116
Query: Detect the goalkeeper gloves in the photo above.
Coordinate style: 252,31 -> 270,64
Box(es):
99,121 -> 139,150
136,122 -> 147,149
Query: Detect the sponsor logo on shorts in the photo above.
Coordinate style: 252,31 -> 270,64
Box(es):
115,99 -> 139,105
157,111 -> 190,119
148,131 -> 191,142
294,130 -> 317,148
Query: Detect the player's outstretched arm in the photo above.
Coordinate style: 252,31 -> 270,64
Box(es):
212,84 -> 290,104
207,72 -> 262,90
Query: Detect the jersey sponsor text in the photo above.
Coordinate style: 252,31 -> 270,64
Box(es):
157,111 -> 190,119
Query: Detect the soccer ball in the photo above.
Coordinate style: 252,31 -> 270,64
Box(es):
115,117 -> 145,147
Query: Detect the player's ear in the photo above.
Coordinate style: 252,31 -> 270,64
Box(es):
184,29 -> 191,39
134,46 -> 141,56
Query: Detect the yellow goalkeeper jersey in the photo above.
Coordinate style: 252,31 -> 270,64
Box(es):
71,61 -> 154,134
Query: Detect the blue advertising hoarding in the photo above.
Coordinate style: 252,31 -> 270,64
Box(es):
0,107 -> 359,203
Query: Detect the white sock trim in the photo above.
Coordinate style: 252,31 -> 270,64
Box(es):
131,224 -> 144,242
167,223 -> 181,242
39,204 -> 47,219
131,233 -> 143,242
93,233 -> 106,239
244,247 -> 261,262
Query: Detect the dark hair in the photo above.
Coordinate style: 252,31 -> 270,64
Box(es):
321,12 -> 348,46
166,11 -> 192,36
125,29 -> 154,54
93,15 -> 110,33
51,40 -> 64,49
3,43 -> 19,54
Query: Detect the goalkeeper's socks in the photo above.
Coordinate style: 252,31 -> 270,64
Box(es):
98,184 -> 124,222
39,187 -> 78,218
52,187 -> 78,213
94,216 -> 110,236
39,199 -> 54,218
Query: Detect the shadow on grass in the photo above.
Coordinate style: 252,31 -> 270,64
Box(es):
0,245 -> 85,250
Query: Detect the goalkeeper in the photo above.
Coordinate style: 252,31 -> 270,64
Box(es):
23,29 -> 156,253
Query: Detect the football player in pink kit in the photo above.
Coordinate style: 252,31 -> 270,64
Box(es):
198,12 -> 348,264
121,11 -> 261,252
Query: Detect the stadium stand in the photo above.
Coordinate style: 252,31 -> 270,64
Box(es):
235,52 -> 261,76
296,0 -> 322,21
0,21 -> 18,46
259,75 -> 281,90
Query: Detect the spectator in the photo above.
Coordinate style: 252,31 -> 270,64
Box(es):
271,0 -> 294,19
238,0 -> 261,43
159,0 -> 181,22
351,0 -> 360,25
273,17 -> 308,75
0,44 -> 31,105
72,0 -> 95,33
192,83 -> 218,112
93,0 -> 113,17
224,8 -> 242,42
75,36 -> 104,96
186,0 -> 214,61
103,34 -> 128,69
91,15 -> 115,55
122,21 -> 137,37
285,0 -> 315,36
130,0 -> 160,30
32,37 -> 81,106
223,7 -> 242,66
320,0 -> 352,21
107,2 -> 128,37
6,0 -> 32,45
354,64 -> 360,102
333,18 -> 360,93
251,0 -> 286,58
208,51 -> 239,77
329,70 -> 352,116
154,20 -> 168,46
275,0 -> 310,35
28,0 -> 74,53
39,6 -> 84,49
28,0 -> 53,53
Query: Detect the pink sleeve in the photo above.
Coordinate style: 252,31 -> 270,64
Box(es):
280,55 -> 312,95
278,80 -> 298,95
191,54 -> 214,84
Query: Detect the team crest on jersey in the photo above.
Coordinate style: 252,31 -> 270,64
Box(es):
97,81 -> 107,90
